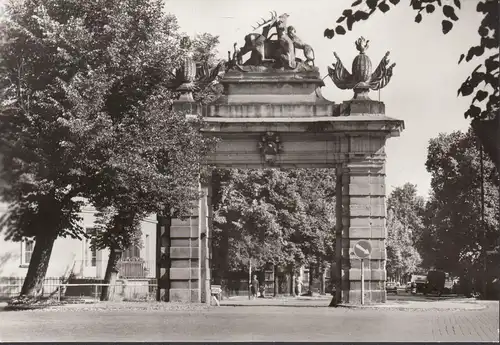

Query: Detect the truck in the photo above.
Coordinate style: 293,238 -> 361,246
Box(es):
425,270 -> 446,296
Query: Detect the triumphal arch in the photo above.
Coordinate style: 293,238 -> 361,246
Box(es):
156,12 -> 404,305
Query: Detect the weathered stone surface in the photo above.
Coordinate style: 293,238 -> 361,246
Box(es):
170,260 -> 192,268
170,280 -> 199,289
347,289 -> 387,304
170,247 -> 200,259
348,226 -> 386,239
169,289 -> 200,303
348,182 -> 386,196
207,103 -> 334,118
219,70 -> 326,105
169,226 -> 191,238
169,268 -> 200,280
348,268 -> 386,281
341,100 -> 385,115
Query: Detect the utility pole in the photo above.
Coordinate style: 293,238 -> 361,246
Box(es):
248,260 -> 252,300
480,143 -> 487,299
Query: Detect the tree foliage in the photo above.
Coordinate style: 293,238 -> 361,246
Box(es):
191,33 -> 225,105
325,0 -> 500,169
212,168 -> 336,276
386,183 -> 425,280
0,0 -> 215,297
422,129 -> 499,278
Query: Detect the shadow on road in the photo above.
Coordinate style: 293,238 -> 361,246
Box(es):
387,291 -> 469,302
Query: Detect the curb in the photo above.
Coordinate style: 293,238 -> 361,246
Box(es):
220,303 -> 328,308
335,302 -> 487,311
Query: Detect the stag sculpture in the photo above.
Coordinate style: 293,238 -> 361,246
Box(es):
236,11 -> 278,66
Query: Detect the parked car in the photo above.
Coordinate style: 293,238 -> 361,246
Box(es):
386,282 -> 398,294
410,275 -> 427,294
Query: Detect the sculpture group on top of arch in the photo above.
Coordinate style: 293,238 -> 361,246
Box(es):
227,11 -> 316,72
168,12 -> 397,102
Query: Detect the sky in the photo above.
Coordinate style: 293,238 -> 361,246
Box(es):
164,0 -> 482,198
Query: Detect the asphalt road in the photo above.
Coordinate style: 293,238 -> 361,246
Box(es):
1,302 -> 498,342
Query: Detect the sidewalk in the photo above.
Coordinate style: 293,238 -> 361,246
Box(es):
220,295 -> 490,310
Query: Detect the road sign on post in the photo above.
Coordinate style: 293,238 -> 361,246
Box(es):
353,240 -> 372,305
353,240 -> 372,259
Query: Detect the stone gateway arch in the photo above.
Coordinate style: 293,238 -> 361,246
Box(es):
156,13 -> 404,305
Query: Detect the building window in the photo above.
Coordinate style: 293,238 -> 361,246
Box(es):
20,237 -> 35,267
85,228 -> 97,267
122,245 -> 141,259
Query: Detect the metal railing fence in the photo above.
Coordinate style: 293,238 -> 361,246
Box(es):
0,277 -> 157,301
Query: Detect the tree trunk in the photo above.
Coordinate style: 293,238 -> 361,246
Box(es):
280,272 -> 288,295
258,269 -> 266,297
100,248 -> 122,301
290,268 -> 296,297
308,264 -> 314,295
20,232 -> 58,297
472,116 -> 500,172
273,264 -> 279,297
320,266 -> 326,295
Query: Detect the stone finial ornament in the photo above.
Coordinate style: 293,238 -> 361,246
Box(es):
328,37 -> 396,100
258,132 -> 283,165
169,36 -> 226,102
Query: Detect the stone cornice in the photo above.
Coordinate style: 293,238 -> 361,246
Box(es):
202,115 -> 404,138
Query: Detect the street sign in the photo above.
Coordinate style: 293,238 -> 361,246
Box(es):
353,240 -> 372,305
353,240 -> 372,259
211,285 -> 222,295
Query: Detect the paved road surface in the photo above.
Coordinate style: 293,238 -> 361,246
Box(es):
0,302 -> 498,342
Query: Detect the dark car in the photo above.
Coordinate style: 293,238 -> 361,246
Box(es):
386,282 -> 398,294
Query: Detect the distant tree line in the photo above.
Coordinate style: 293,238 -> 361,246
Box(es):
386,129 -> 499,299
211,168 -> 336,296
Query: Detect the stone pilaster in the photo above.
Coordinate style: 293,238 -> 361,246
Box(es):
156,215 -> 170,301
334,166 -> 346,304
168,211 -> 201,303
156,181 -> 212,304
200,180 -> 212,304
340,159 -> 387,304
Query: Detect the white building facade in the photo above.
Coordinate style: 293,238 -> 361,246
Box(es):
0,201 -> 157,280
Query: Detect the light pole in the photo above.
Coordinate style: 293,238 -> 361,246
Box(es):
479,142 -> 487,299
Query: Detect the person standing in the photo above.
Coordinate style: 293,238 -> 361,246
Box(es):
295,276 -> 303,296
251,275 -> 259,299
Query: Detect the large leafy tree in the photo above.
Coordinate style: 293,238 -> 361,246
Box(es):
385,213 -> 422,282
213,169 -> 297,273
324,0 -> 499,171
0,0 -> 116,297
423,129 -> 499,290
0,0 -> 213,298
387,183 -> 426,248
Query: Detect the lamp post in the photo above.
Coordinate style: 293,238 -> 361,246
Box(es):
479,142 -> 487,299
